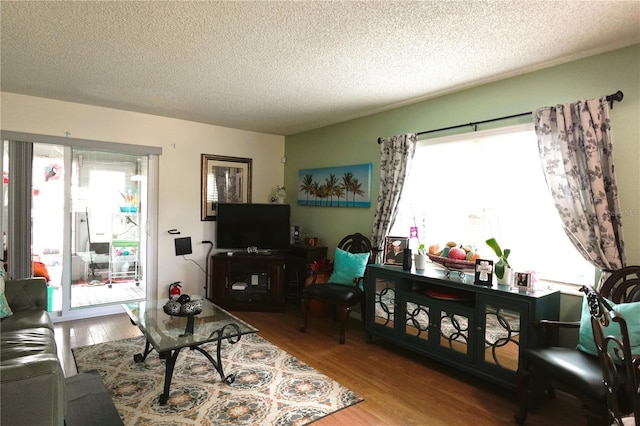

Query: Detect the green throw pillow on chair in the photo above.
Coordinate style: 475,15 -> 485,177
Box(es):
577,295 -> 640,358
0,273 -> 12,319
328,248 -> 369,287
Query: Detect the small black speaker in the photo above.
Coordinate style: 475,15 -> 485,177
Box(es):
174,237 -> 192,256
402,248 -> 412,271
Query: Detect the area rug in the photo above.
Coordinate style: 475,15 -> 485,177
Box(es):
72,334 -> 363,425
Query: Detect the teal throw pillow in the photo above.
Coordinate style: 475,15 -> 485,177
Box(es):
0,293 -> 12,319
576,296 -> 640,359
0,275 -> 12,319
328,248 -> 370,287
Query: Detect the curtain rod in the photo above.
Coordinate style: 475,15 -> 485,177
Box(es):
378,90 -> 624,143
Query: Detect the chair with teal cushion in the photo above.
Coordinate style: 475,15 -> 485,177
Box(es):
300,233 -> 373,344
514,265 -> 640,425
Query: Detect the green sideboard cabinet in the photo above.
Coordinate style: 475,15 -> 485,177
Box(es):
364,264 -> 561,389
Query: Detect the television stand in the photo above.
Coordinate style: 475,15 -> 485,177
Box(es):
208,253 -> 285,311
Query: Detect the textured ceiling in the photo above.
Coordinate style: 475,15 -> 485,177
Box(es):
1,1 -> 639,136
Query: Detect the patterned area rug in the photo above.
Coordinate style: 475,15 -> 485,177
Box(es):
72,334 -> 363,425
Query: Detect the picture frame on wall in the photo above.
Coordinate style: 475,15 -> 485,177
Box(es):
297,163 -> 372,207
201,154 -> 252,221
384,236 -> 409,266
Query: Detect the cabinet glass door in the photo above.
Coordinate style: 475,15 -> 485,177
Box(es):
404,297 -> 473,357
437,307 -> 472,356
373,277 -> 396,331
405,301 -> 430,341
481,304 -> 521,372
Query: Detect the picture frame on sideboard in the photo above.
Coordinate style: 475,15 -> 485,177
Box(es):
384,236 -> 408,266
514,271 -> 532,290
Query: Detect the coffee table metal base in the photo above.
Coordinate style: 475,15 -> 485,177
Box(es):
133,324 -> 241,405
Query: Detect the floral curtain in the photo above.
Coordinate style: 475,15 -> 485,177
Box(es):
534,96 -> 626,276
371,134 -> 417,260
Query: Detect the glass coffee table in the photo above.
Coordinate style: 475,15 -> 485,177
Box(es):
123,298 -> 258,404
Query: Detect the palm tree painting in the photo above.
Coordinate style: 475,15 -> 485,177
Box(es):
297,163 -> 371,207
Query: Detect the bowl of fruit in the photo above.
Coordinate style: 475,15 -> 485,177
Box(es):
427,242 -> 480,270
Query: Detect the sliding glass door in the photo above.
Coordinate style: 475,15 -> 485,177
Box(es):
31,144 -> 65,311
3,135 -> 156,320
68,149 -> 147,309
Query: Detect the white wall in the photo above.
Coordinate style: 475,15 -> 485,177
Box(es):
1,92 -> 286,298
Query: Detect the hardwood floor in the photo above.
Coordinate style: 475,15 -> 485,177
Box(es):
56,307 -> 585,425
54,313 -> 143,376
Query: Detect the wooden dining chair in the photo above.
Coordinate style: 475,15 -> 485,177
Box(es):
300,233 -> 373,344
514,266 -> 640,425
581,284 -> 640,425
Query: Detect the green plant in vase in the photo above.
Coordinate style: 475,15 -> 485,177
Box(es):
485,238 -> 511,280
414,243 -> 428,270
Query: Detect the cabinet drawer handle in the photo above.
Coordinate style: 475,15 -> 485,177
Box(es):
476,326 -> 483,332
268,278 -> 271,290
225,278 -> 229,289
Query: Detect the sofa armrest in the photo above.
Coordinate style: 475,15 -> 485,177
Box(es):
4,278 -> 48,312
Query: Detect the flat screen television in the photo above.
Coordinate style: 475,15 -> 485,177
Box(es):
215,203 -> 291,252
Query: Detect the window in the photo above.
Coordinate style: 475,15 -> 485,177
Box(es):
390,124 -> 595,286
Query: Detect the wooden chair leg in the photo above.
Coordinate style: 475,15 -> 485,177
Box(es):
513,365 -> 531,424
300,296 -> 309,332
338,304 -> 352,344
582,405 -> 609,426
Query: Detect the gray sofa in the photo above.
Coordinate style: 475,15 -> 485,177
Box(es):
1,278 -> 66,426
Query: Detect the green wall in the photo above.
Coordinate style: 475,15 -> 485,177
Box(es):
285,45 -> 640,269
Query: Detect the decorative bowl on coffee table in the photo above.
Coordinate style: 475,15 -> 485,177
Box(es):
162,299 -> 203,336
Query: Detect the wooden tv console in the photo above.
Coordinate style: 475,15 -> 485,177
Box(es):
208,245 -> 328,312
208,253 -> 286,312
